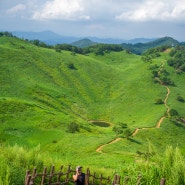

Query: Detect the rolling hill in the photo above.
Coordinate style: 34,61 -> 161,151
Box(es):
71,38 -> 97,48
122,36 -> 180,54
1,34 -> 185,183
0,35 -> 166,129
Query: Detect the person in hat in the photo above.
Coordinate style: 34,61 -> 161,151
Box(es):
73,166 -> 85,185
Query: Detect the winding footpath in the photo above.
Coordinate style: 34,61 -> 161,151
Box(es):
96,138 -> 121,153
96,61 -> 171,153
132,85 -> 170,136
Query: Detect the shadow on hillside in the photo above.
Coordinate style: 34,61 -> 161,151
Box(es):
128,138 -> 142,145
174,122 -> 185,129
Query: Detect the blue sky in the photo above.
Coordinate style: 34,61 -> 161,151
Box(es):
1,0 -> 185,41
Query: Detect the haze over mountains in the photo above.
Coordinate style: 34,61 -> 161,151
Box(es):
12,30 -> 156,45
11,30 -> 185,55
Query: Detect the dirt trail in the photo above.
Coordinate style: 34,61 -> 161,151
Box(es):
95,61 -> 171,152
96,138 -> 121,153
132,85 -> 170,136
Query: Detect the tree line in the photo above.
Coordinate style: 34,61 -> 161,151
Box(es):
43,42 -> 123,55
167,46 -> 185,73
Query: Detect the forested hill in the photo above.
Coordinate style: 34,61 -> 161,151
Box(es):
68,36 -> 181,54
46,36 -> 183,55
61,36 -> 182,55
71,38 -> 97,48
121,37 -> 180,54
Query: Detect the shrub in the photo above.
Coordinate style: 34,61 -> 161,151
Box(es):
67,63 -> 76,70
169,109 -> 179,116
177,95 -> 185,102
112,123 -> 128,136
55,49 -> 61,53
155,98 -> 164,104
66,122 -> 79,133
112,125 -> 123,136
123,128 -> 132,139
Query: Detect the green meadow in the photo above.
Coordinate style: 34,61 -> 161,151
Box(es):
1,36 -> 185,184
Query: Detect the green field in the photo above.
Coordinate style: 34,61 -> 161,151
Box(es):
1,36 -> 185,184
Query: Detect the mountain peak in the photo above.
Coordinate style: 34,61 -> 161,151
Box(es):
71,38 -> 97,48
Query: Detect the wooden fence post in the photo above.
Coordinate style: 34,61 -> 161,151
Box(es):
65,165 -> 71,183
85,168 -> 90,185
136,174 -> 142,185
99,174 -> 103,185
160,178 -> 166,185
29,168 -> 36,185
48,166 -> 54,185
112,174 -> 120,185
41,167 -> 47,185
25,170 -> 31,185
92,172 -> 96,185
56,165 -> 63,183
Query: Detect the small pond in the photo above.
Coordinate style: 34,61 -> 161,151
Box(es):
89,121 -> 110,127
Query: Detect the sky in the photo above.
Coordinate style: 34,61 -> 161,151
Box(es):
1,0 -> 185,41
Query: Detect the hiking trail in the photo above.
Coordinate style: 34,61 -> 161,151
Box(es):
96,60 -> 170,153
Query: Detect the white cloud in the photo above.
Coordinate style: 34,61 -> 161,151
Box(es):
32,0 -> 90,20
116,0 -> 185,22
6,4 -> 26,15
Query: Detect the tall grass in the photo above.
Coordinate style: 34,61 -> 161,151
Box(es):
0,144 -> 185,184
116,145 -> 185,185
0,145 -> 44,185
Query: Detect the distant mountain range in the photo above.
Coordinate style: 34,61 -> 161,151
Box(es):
12,31 -> 80,45
12,30 -> 156,45
11,30 -> 185,54
71,36 -> 181,55
70,38 -> 158,48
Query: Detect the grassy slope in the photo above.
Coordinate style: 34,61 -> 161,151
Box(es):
0,36 -> 185,172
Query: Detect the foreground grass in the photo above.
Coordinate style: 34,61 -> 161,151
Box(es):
1,144 -> 185,185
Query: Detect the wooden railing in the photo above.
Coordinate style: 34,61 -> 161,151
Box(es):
25,165 -> 113,185
25,165 -> 166,185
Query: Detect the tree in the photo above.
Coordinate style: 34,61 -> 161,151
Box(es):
169,109 -> 179,117
112,125 -> 123,136
112,123 -> 128,136
123,128 -> 132,139
177,95 -> 185,102
67,63 -> 76,70
32,39 -> 40,46
66,122 -> 79,133
152,70 -> 158,78
155,98 -> 164,104
160,76 -> 174,85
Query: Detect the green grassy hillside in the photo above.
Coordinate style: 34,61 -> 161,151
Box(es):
1,35 -> 185,177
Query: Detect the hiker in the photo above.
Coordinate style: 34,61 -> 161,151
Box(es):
73,166 -> 85,185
